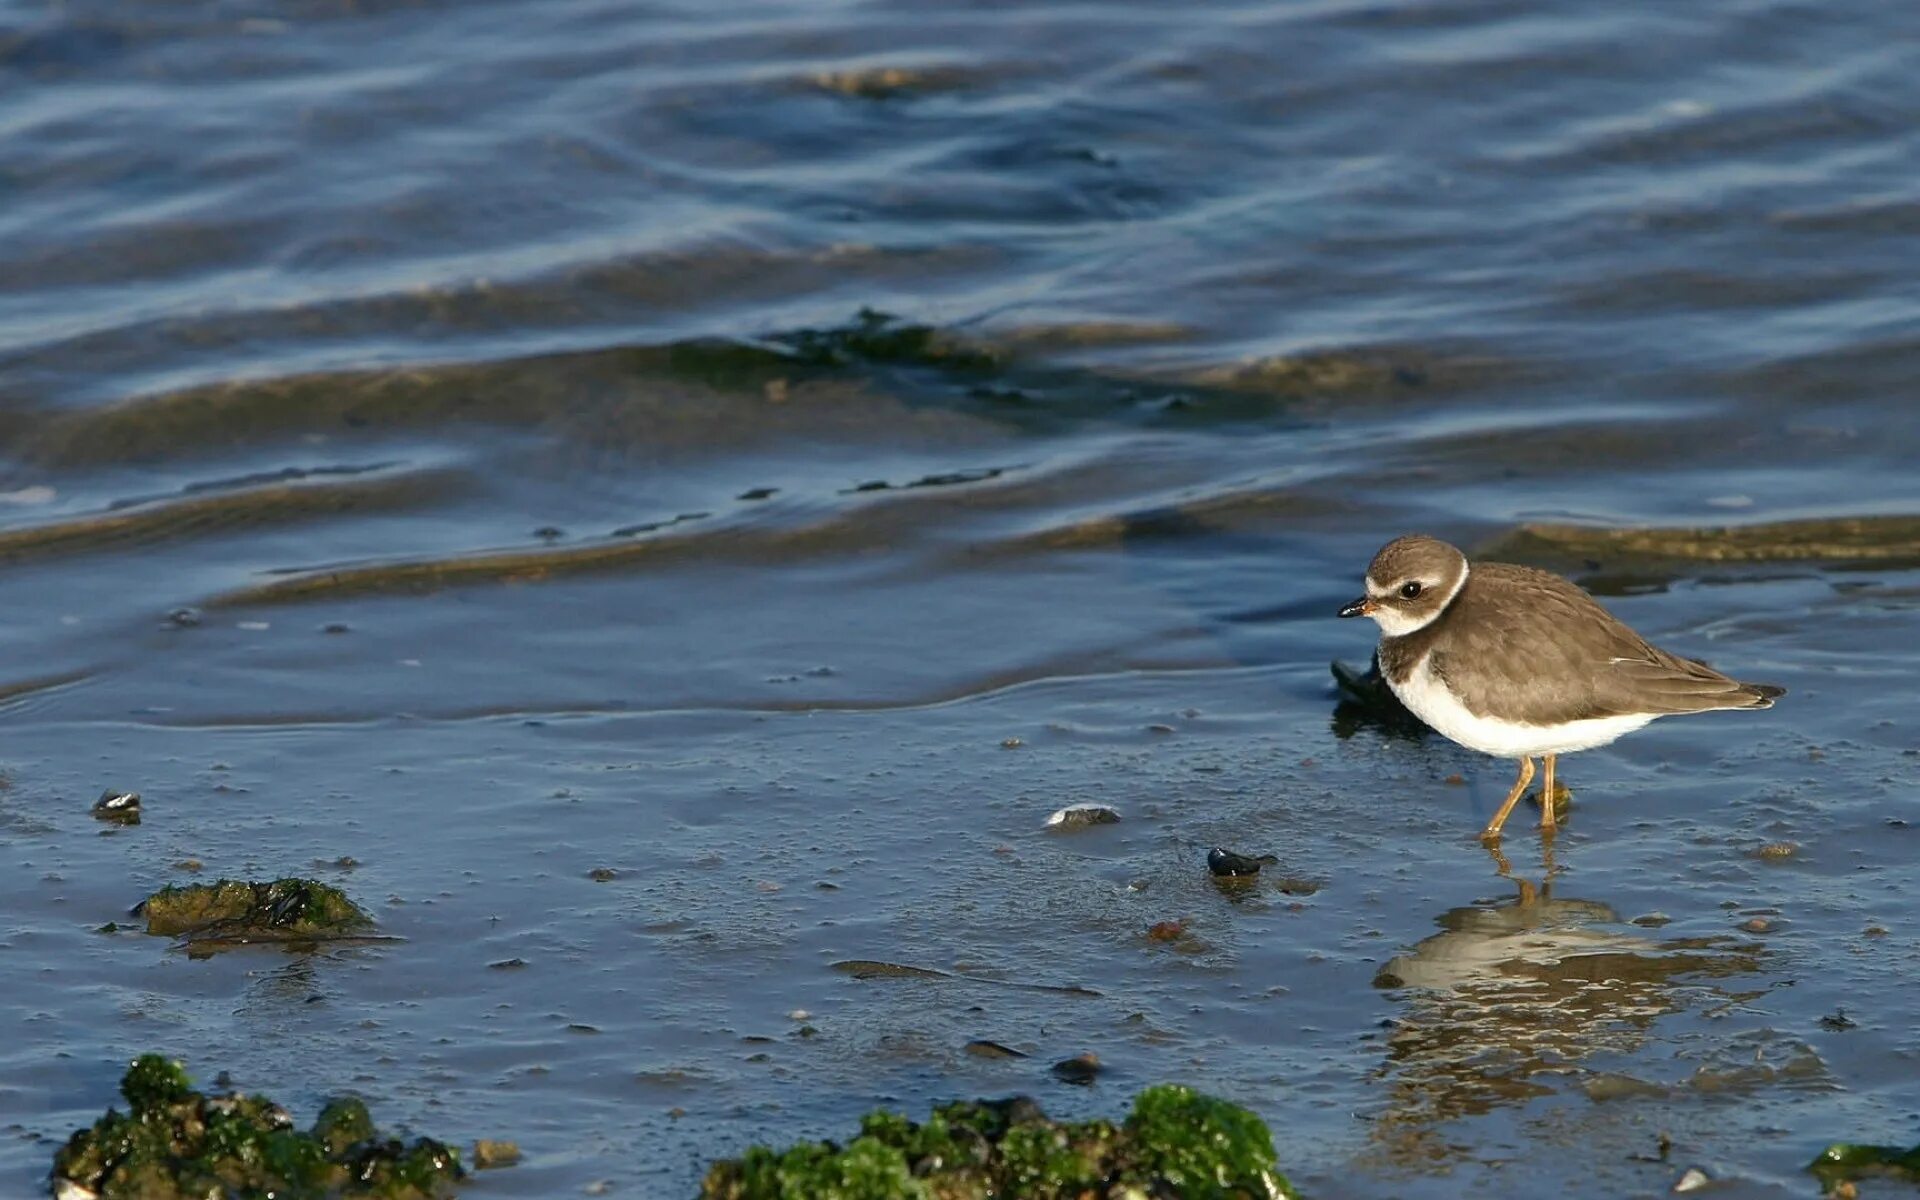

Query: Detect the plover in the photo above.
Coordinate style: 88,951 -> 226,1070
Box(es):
1338,534 -> 1783,841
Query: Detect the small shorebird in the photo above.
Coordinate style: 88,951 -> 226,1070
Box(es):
1338,535 -> 1783,842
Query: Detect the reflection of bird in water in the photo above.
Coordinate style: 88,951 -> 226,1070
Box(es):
1362,846 -> 1761,1170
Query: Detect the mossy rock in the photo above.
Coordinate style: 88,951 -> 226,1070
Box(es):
138,878 -> 374,943
700,1085 -> 1293,1200
51,1055 -> 463,1199
1809,1141 -> 1920,1192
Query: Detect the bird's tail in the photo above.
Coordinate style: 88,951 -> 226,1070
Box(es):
1739,683 -> 1786,709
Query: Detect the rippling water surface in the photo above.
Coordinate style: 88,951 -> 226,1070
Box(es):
4,1 -> 1919,1195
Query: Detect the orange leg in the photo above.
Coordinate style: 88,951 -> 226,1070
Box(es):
1539,753 -> 1558,831
1479,757 -> 1535,843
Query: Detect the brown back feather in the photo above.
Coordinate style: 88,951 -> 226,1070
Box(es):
1379,562 -> 1779,724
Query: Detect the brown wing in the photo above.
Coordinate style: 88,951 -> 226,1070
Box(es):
1426,563 -> 1777,724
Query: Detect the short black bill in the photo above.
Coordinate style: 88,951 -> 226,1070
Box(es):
1337,596 -> 1375,619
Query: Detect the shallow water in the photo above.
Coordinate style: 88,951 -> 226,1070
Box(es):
3,0 -> 1919,1196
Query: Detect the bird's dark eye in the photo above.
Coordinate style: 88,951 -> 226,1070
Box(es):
1400,581 -> 1423,599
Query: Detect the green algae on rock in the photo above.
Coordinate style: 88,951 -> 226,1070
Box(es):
138,877 -> 374,944
1808,1140 -> 1920,1192
51,1054 -> 462,1200
1481,515 -> 1920,574
699,1085 -> 1293,1200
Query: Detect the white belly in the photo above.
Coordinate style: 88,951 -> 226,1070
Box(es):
1388,654 -> 1656,759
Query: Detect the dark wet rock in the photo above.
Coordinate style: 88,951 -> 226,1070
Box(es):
1046,804 -> 1120,829
91,790 -> 141,826
137,878 -> 374,944
471,1140 -> 521,1170
1753,841 -> 1800,861
699,1085 -> 1291,1199
963,1040 -> 1028,1060
1051,1052 -> 1104,1086
1146,920 -> 1185,942
51,1054 -> 463,1199
1275,877 -> 1321,897
487,957 -> 527,970
1330,657 -> 1425,740
587,867 -> 620,882
321,622 -> 352,634
1001,737 -> 1024,749
532,526 -> 564,541
164,607 -> 202,628
737,487 -> 778,501
1819,1008 -> 1858,1032
1631,912 -> 1673,927
1207,848 -> 1277,878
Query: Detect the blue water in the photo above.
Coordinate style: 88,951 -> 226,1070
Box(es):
3,1 -> 1918,1195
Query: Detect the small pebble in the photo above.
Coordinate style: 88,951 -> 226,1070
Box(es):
321,622 -> 351,635
787,1010 -> 811,1022
1148,920 -> 1185,941
1754,842 -> 1798,861
1001,737 -> 1024,749
587,867 -> 619,882
1046,804 -> 1120,829
488,958 -> 528,970
91,790 -> 141,826
1672,1166 -> 1710,1193
1207,848 -> 1277,878
1631,912 -> 1672,928
164,607 -> 202,628
1741,917 -> 1774,934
